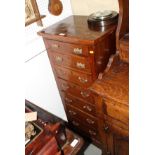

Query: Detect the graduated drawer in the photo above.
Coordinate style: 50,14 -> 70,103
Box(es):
62,92 -> 96,116
102,98 -> 129,125
49,51 -> 91,73
68,117 -> 99,140
55,66 -> 93,88
58,78 -> 95,104
46,39 -> 89,56
66,104 -> 98,129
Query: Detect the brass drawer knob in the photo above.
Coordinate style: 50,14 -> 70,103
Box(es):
88,130 -> 96,136
80,91 -> 90,97
69,110 -> 77,115
65,97 -> 72,103
55,56 -> 63,63
72,121 -> 79,126
83,105 -> 92,112
78,77 -> 88,83
73,48 -> 82,55
86,118 -> 95,124
76,62 -> 85,69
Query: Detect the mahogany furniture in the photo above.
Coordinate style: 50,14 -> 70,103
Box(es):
90,0 -> 129,154
90,53 -> 129,155
38,15 -> 117,146
25,100 -> 85,155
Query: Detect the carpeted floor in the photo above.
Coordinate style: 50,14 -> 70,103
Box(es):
84,144 -> 102,155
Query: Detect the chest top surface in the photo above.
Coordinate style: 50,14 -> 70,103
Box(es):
90,61 -> 129,105
38,15 -> 117,44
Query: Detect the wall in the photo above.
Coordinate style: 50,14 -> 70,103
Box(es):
70,0 -> 119,15
25,0 -> 72,121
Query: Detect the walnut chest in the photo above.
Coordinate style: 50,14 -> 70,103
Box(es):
38,15 -> 117,144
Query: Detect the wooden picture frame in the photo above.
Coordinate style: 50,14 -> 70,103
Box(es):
25,0 -> 45,26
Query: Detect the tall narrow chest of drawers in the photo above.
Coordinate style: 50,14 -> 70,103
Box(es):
38,15 -> 117,145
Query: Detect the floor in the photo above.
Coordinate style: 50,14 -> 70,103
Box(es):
25,101 -> 102,155
84,144 -> 102,155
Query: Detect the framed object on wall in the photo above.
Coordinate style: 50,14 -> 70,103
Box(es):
25,0 -> 45,26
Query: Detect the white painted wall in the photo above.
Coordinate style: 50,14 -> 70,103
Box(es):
25,0 -> 72,121
70,0 -> 119,15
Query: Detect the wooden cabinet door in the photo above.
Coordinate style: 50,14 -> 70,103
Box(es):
106,133 -> 129,155
114,134 -> 129,155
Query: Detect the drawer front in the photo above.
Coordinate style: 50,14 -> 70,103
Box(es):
59,79 -> 95,104
49,52 -> 91,73
66,104 -> 98,129
46,39 -> 89,56
68,118 -> 99,140
55,66 -> 93,88
62,92 -> 96,116
102,98 -> 129,124
103,115 -> 129,137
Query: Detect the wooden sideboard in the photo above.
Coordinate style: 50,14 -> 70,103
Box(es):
38,15 -> 117,146
90,0 -> 129,154
90,53 -> 129,155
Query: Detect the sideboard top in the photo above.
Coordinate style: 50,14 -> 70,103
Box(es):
38,15 -> 117,44
90,61 -> 129,105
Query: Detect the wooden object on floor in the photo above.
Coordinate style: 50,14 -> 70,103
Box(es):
25,100 -> 85,155
38,15 -> 117,146
90,0 -> 129,154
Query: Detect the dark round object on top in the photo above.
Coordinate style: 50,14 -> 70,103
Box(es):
87,10 -> 118,28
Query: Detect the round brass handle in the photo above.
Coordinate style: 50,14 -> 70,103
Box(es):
83,105 -> 92,112
86,118 -> 95,124
55,56 -> 63,63
69,110 -> 76,115
80,91 -> 90,97
107,151 -> 111,155
73,48 -> 82,55
76,62 -> 85,69
88,130 -> 96,136
78,77 -> 88,83
104,126 -> 109,132
72,121 -> 79,126
61,84 -> 69,90
65,97 -> 72,103
51,44 -> 59,48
